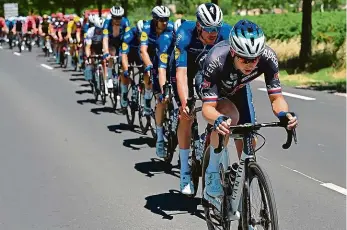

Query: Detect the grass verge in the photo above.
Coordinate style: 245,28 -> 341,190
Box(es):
279,67 -> 346,93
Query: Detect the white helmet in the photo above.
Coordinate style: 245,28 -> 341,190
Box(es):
196,3 -> 223,27
152,6 -> 170,19
174,18 -> 186,32
94,17 -> 105,28
229,20 -> 266,58
110,6 -> 124,17
136,20 -> 145,33
88,14 -> 97,24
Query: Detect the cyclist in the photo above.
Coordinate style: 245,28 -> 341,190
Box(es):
6,17 -> 15,48
38,14 -> 52,52
170,3 -> 232,195
119,19 -> 146,110
102,6 -> 130,95
200,19 -> 298,216
84,15 -> 104,83
140,6 -> 175,158
66,15 -> 82,68
0,16 -> 8,46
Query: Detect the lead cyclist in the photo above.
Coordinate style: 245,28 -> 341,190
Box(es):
200,20 -> 298,217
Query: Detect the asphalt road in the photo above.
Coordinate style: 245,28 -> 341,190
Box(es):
0,46 -> 345,230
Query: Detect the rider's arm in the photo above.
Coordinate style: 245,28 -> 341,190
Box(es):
157,32 -> 174,92
200,51 -> 223,125
262,49 -> 289,117
67,21 -> 73,39
38,24 -> 43,35
84,29 -> 93,57
175,27 -> 190,108
102,20 -> 110,54
121,28 -> 134,71
139,29 -> 152,68
76,22 -> 82,43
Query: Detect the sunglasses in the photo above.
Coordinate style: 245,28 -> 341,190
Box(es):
236,55 -> 260,64
158,17 -> 169,22
200,24 -> 222,33
112,16 -> 122,20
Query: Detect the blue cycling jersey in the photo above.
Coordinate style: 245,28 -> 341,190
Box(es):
140,20 -> 175,69
6,20 -> 15,30
173,20 -> 232,68
122,26 -> 141,54
102,17 -> 130,40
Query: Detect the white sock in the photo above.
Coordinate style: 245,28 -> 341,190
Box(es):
179,149 -> 190,174
206,146 -> 221,173
156,126 -> 164,141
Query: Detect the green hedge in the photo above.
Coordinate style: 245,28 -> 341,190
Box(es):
127,11 -> 346,48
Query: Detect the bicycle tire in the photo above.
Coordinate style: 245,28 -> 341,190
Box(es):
149,95 -> 157,139
126,82 -> 137,125
138,83 -> 149,135
241,162 -> 279,230
94,69 -> 100,102
99,67 -> 106,105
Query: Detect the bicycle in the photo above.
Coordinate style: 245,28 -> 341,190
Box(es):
158,81 -> 179,164
138,69 -> 157,139
89,54 -> 106,104
201,116 -> 297,230
109,55 -> 121,110
125,63 -> 143,125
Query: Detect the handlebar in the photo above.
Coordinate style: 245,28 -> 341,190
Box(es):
215,120 -> 297,153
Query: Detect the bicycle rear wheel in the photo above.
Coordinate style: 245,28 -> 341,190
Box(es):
240,162 -> 279,230
98,66 -> 106,105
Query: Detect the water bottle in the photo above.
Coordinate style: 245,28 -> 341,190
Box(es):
229,163 -> 239,187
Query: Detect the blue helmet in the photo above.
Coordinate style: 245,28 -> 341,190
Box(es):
229,20 -> 265,58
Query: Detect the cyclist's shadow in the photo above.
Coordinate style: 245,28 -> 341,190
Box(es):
134,158 -> 179,178
144,189 -> 204,221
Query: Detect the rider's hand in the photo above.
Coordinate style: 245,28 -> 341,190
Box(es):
69,37 -> 73,43
278,112 -> 298,130
213,115 -> 232,136
103,53 -> 110,61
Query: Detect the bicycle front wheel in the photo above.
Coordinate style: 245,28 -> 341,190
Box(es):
240,162 -> 279,230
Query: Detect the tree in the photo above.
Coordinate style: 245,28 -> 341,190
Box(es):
299,0 -> 312,70
156,0 -> 162,5
212,0 -> 219,5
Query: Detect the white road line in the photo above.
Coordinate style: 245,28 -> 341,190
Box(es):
279,164 -> 324,183
40,64 -> 53,70
13,52 -> 21,56
258,88 -> 316,100
334,93 -> 347,98
321,183 -> 347,196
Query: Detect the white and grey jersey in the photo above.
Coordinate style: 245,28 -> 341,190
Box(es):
85,27 -> 103,45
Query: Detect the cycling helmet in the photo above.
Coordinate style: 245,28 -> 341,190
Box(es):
94,17 -> 105,28
152,6 -> 170,19
73,15 -> 80,23
110,6 -> 124,17
136,20 -> 145,33
174,18 -> 186,32
196,3 -> 223,27
88,14 -> 97,24
43,14 -> 48,19
229,20 -> 266,58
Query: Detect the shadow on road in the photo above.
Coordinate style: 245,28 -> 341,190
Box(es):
144,189 -> 204,220
71,73 -> 84,77
134,158 -> 179,178
123,136 -> 155,150
91,106 -> 115,115
76,89 -> 92,95
107,123 -> 143,135
80,83 -> 90,87
69,77 -> 86,82
77,98 -> 96,105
